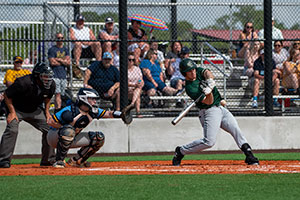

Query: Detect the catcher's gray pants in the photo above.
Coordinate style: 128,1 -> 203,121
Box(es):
181,105 -> 248,155
0,107 -> 56,165
47,129 -> 100,148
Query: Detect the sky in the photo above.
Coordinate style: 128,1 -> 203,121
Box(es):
0,0 -> 299,29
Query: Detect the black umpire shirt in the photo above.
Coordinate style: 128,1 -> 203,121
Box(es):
5,74 -> 55,113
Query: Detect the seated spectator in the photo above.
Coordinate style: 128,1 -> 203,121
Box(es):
83,52 -> 120,110
24,50 -> 38,65
112,43 -> 120,69
258,18 -> 283,48
281,49 -> 300,93
164,42 -> 182,79
140,49 -> 178,108
98,17 -> 119,53
144,38 -> 165,72
251,49 -> 280,108
168,46 -> 190,93
70,14 -> 102,67
128,19 -> 149,66
272,40 -> 289,72
243,41 -> 261,78
48,32 -> 71,113
127,53 -> 144,117
4,56 -> 31,87
288,41 -> 300,55
237,22 -> 258,58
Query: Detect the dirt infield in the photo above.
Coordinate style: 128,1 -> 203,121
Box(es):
1,160 -> 300,176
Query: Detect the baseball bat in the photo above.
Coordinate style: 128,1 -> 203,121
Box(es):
171,94 -> 204,125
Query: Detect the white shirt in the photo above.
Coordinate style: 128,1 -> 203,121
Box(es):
258,26 -> 284,48
71,26 -> 90,49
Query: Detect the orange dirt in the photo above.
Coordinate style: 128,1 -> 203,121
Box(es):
1,160 -> 300,176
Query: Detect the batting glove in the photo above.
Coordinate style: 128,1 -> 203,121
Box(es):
203,86 -> 212,95
206,78 -> 216,89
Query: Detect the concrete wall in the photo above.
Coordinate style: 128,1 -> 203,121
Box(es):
0,116 -> 299,155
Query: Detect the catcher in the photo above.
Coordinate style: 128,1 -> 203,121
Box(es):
47,87 -> 133,168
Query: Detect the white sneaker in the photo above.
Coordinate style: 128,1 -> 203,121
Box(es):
252,100 -> 258,108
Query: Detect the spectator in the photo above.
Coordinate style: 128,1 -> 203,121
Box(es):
128,19 -> 149,65
258,18 -> 283,48
288,41 -> 300,55
70,14 -> 102,67
3,56 -> 31,87
169,46 -> 190,93
272,40 -> 289,71
84,52 -> 120,111
144,38 -> 165,72
127,53 -> 144,117
24,50 -> 38,65
281,49 -> 300,92
251,49 -> 280,108
48,32 -> 71,113
164,41 -> 182,79
243,41 -> 261,78
98,17 -> 119,53
237,22 -> 258,58
112,43 -> 120,69
140,49 -> 178,108
0,63 -> 56,168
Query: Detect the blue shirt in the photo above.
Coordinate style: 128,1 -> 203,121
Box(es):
253,57 -> 276,77
48,45 -> 69,79
88,61 -> 120,94
139,59 -> 162,82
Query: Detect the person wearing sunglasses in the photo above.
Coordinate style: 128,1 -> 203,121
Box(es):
48,32 -> 71,113
272,40 -> 289,71
127,53 -> 144,117
3,56 -> 31,87
237,22 -> 258,58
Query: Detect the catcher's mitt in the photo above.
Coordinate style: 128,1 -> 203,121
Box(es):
120,104 -> 134,125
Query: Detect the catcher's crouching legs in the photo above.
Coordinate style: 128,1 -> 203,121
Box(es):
69,131 -> 105,167
54,125 -> 76,168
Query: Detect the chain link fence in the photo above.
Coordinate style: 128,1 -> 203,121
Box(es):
1,1 -> 300,117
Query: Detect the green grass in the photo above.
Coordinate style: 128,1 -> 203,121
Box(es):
2,152 -> 300,200
11,152 -> 300,165
1,174 -> 300,200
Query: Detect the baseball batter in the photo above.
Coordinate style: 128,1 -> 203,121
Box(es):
172,58 -> 259,166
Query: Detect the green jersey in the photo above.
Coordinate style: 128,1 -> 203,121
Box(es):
185,67 -> 222,109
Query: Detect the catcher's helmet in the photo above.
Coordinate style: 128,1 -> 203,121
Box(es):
179,58 -> 197,75
77,88 -> 100,113
32,62 -> 54,89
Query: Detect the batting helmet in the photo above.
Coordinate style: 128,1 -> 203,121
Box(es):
179,58 -> 197,75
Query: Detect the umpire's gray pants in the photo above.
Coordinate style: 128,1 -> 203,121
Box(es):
181,106 -> 248,155
0,107 -> 56,165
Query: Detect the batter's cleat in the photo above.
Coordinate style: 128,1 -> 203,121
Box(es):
67,157 -> 91,168
53,160 -> 66,168
245,156 -> 259,165
0,162 -> 10,168
172,146 -> 184,166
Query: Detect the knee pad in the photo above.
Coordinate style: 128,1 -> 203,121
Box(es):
59,124 -> 76,145
88,131 -> 105,149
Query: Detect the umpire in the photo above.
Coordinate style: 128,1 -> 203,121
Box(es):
0,62 -> 56,168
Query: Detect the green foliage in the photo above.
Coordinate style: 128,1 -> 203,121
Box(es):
82,11 -> 119,23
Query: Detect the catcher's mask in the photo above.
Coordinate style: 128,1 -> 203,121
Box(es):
32,62 -> 54,89
77,88 -> 100,113
179,58 -> 197,75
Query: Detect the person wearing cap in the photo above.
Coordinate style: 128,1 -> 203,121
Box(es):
98,17 -> 119,53
128,19 -> 149,65
48,32 -> 71,113
251,48 -> 280,108
258,17 -> 283,48
172,58 -> 259,166
83,52 -> 120,110
3,56 -> 31,87
70,14 -> 102,67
